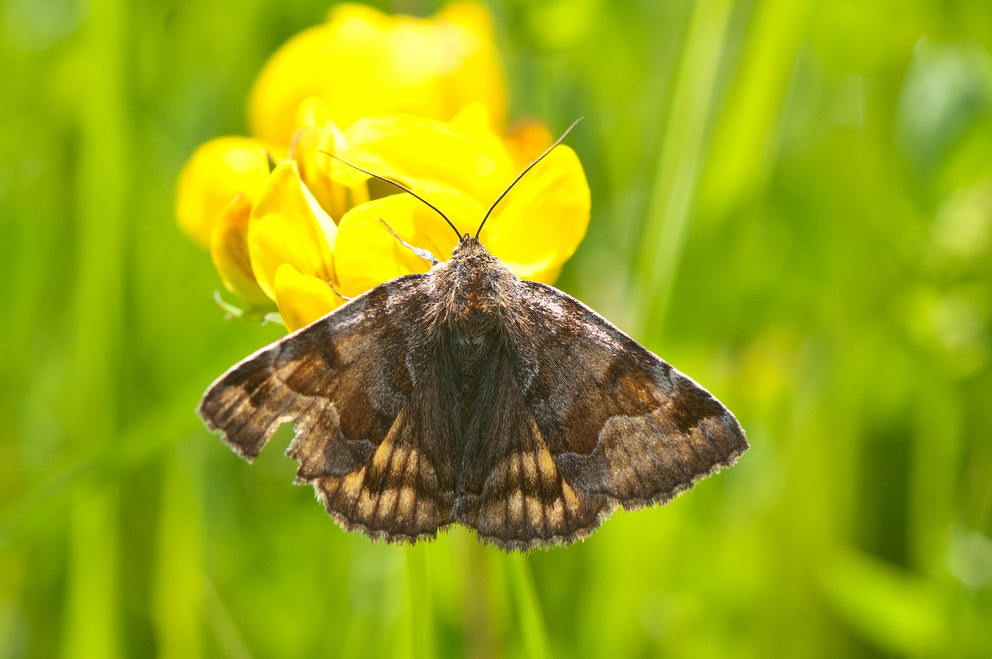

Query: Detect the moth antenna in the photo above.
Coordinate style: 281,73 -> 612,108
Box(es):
475,117 -> 583,239
320,151 -> 462,241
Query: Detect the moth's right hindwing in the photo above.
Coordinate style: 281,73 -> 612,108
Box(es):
198,274 -> 458,543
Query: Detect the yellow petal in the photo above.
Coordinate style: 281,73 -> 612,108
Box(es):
503,119 -> 554,170
273,263 -> 343,332
479,145 -> 590,283
339,114 -> 515,205
448,102 -> 495,138
248,161 -> 336,301
333,198 -> 424,297
334,186 -> 477,296
248,1 -> 507,144
529,263 -> 563,285
435,1 -> 508,128
175,137 -> 278,246
295,95 -> 336,129
289,108 -> 370,221
248,22 -> 343,146
209,194 -> 274,309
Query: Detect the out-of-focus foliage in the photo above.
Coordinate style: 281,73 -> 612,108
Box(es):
1,0 -> 990,657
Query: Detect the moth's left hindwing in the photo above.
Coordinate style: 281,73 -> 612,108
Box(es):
198,274 -> 458,543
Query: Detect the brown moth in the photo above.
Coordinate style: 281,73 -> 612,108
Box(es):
199,124 -> 747,551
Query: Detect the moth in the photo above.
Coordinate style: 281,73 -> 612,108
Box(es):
199,122 -> 747,551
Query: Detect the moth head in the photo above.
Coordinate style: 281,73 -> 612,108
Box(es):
451,234 -> 485,256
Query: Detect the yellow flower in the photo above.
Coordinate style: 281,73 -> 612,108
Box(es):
334,110 -> 516,206
502,119 -> 554,169
332,182 -> 474,297
209,194 -> 272,309
247,161 -> 344,331
447,102 -> 554,169
289,97 -> 371,221
333,116 -> 589,293
176,3 -> 588,333
209,113 -> 589,332
273,263 -> 342,332
176,137 -> 281,246
176,1 -> 509,260
249,1 -> 507,145
247,162 -> 337,300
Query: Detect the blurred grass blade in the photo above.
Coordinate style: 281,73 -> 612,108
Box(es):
634,0 -> 733,338
820,546 -> 952,656
61,0 -> 130,653
403,545 -> 436,659
61,488 -> 121,659
700,0 -> 813,216
507,554 -> 549,659
202,578 -> 253,659
152,446 -> 205,659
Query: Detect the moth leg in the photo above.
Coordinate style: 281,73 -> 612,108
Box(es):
327,279 -> 352,301
378,217 -> 438,265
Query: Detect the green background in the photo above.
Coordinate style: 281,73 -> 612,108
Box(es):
2,0 -> 992,656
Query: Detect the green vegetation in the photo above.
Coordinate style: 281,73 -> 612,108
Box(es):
2,0 -> 991,656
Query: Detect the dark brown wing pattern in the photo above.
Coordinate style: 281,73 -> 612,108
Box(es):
452,281 -> 748,549
449,338 -> 604,550
524,282 -> 748,525
200,271 -> 747,551
198,274 -> 458,543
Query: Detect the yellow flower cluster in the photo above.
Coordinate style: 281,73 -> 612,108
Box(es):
177,2 -> 590,332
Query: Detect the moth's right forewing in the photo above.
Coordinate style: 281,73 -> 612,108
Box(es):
514,282 -> 748,511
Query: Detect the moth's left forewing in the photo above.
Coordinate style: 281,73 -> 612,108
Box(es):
514,281 -> 748,512
197,282 -> 411,464
198,274 -> 459,543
